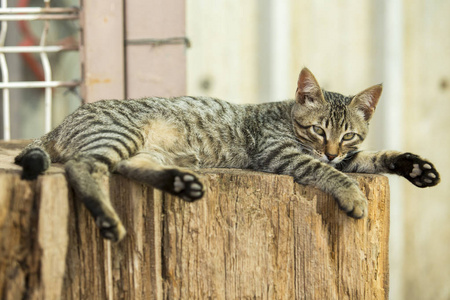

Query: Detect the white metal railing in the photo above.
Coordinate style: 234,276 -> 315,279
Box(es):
0,45 -> 78,53
40,0 -> 52,136
0,7 -> 79,14
0,0 -> 10,140
0,1 -> 79,140
0,6 -> 78,20
0,81 -> 79,88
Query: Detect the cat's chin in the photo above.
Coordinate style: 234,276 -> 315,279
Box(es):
318,156 -> 331,164
326,160 -> 339,167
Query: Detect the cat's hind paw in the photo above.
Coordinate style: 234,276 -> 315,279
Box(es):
389,153 -> 440,188
173,172 -> 204,202
96,216 -> 127,242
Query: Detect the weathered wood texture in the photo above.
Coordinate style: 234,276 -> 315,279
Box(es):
163,170 -> 389,300
0,145 -> 389,300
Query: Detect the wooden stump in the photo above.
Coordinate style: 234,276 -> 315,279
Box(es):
162,170 -> 389,300
0,146 -> 389,300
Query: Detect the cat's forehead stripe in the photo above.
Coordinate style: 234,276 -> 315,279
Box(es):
323,90 -> 353,106
327,106 -> 347,128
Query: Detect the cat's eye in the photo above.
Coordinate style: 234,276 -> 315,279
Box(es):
313,126 -> 325,136
342,133 -> 355,141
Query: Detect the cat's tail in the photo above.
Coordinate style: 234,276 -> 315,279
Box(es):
15,142 -> 51,180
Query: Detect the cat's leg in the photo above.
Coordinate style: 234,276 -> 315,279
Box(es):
338,150 -> 440,187
114,152 -> 204,202
256,148 -> 368,218
65,155 -> 126,242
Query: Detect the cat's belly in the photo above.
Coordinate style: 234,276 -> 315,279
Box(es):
142,119 -> 252,169
196,149 -> 251,169
140,136 -> 250,169
168,147 -> 250,169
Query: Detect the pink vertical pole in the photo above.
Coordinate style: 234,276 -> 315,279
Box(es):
124,0 -> 187,98
79,0 -> 125,103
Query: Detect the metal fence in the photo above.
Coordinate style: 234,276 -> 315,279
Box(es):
0,0 -> 79,140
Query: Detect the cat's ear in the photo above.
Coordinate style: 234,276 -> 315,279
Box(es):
349,84 -> 383,121
295,68 -> 325,107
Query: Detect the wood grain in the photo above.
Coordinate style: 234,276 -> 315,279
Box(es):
162,170 -> 390,300
0,173 -> 69,300
0,161 -> 389,299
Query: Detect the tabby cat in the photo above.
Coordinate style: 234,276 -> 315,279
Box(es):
15,68 -> 440,242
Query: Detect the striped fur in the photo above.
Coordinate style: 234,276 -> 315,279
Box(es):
15,68 -> 440,242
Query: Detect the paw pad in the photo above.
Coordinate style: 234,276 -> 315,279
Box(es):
96,216 -> 126,242
392,153 -> 440,188
172,172 -> 204,202
183,174 -> 195,181
409,164 -> 422,178
174,176 -> 185,192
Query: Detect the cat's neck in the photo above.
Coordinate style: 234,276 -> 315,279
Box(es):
242,100 -> 296,139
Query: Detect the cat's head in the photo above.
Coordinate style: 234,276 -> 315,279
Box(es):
291,67 -> 382,165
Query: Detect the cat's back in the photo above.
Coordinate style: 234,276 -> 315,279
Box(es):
51,96 -> 243,140
44,98 -> 159,162
137,96 -> 256,168
43,96 -> 252,165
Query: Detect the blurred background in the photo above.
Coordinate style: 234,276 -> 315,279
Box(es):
1,0 -> 449,299
187,1 -> 450,299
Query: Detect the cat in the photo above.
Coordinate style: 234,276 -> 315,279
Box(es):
15,67 -> 440,242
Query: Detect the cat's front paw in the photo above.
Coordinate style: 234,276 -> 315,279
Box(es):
96,216 -> 127,242
336,186 -> 368,219
172,171 -> 204,202
389,153 -> 440,187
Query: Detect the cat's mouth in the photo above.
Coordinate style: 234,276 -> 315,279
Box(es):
305,149 -> 344,165
317,154 -> 343,165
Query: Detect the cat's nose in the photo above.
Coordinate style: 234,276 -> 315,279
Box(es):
326,153 -> 337,161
